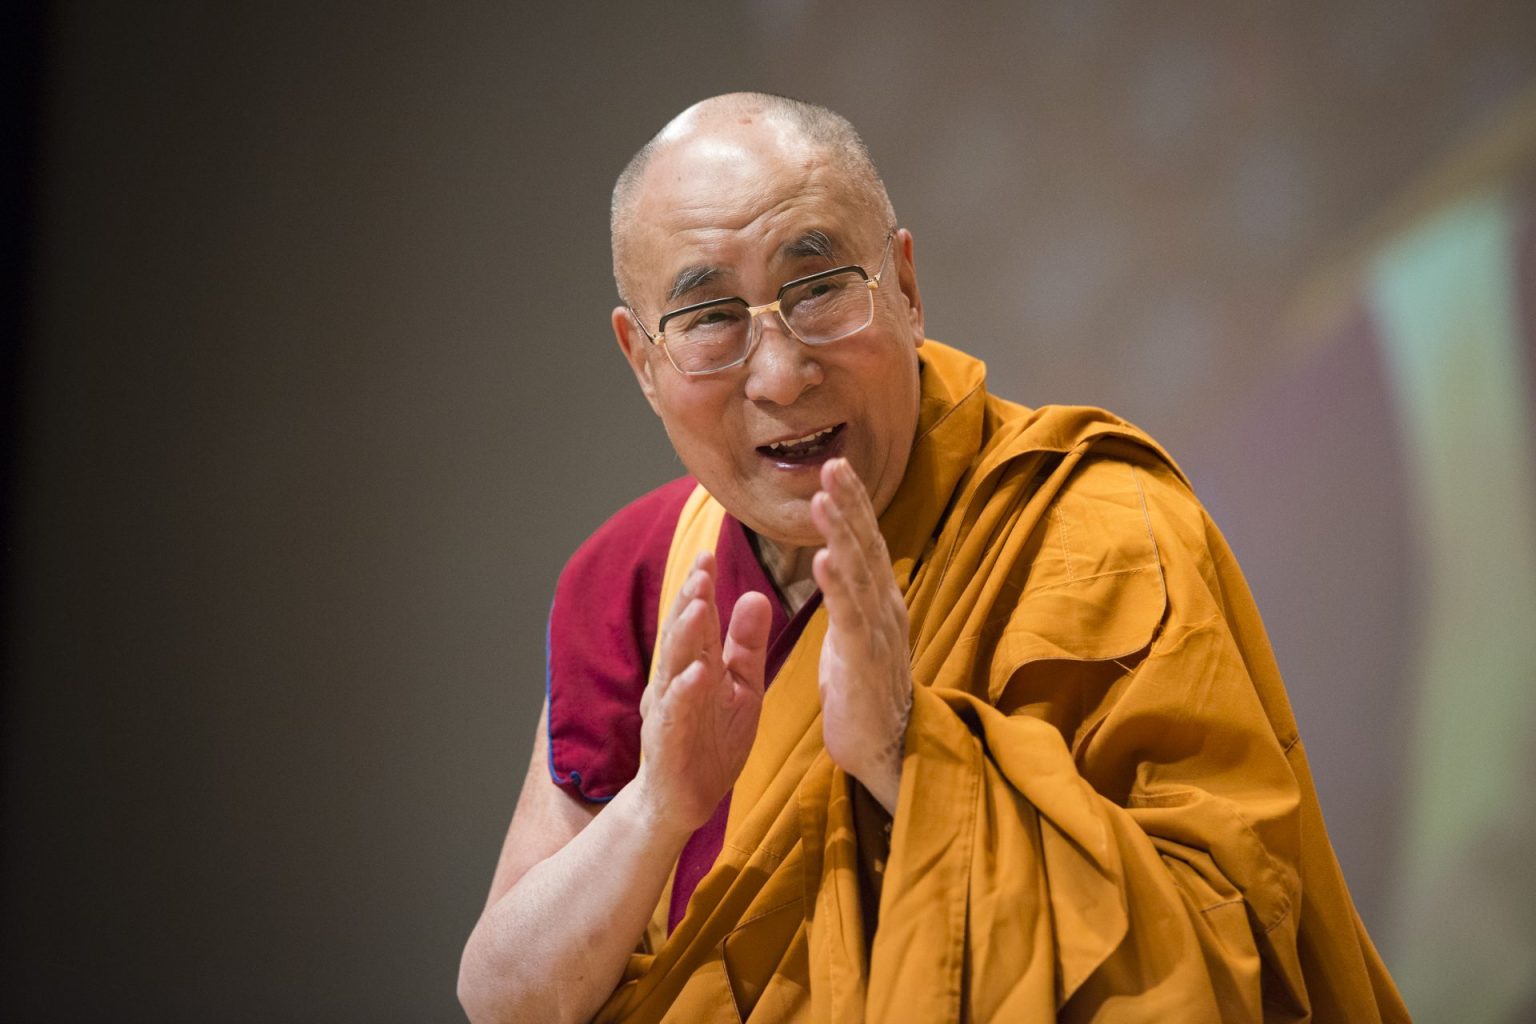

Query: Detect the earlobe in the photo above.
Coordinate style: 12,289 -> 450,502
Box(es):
611,305 -> 663,416
895,229 -> 925,345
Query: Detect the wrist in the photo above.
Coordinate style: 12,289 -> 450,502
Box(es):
853,757 -> 902,816
628,763 -> 710,844
856,704 -> 910,815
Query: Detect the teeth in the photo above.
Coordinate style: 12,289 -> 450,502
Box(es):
766,426 -> 835,453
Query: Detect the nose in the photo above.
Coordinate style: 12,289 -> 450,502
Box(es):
742,313 -> 823,406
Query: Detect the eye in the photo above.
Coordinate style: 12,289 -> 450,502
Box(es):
786,271 -> 858,313
672,302 -> 747,335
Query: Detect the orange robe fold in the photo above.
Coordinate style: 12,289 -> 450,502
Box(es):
596,340 -> 1408,1023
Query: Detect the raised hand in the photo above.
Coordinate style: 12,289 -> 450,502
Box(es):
635,552 -> 772,836
810,457 -> 913,814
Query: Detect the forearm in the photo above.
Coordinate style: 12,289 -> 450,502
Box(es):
458,776 -> 692,1024
850,750 -> 902,814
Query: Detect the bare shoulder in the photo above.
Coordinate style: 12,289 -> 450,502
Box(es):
482,699 -> 602,910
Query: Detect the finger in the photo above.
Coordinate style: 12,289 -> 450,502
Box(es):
655,595 -> 712,699
655,554 -> 717,685
694,568 -> 724,668
669,657 -> 707,699
722,591 -> 773,697
809,493 -> 856,598
811,488 -> 876,592
825,458 -> 886,564
652,657 -> 706,730
663,552 -> 715,632
664,656 -> 724,725
812,545 -> 869,633
681,568 -> 726,684
817,464 -> 879,576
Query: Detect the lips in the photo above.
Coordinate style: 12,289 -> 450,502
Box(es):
756,423 -> 846,465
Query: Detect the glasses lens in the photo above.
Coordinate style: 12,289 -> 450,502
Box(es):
781,270 -> 873,345
661,300 -> 752,374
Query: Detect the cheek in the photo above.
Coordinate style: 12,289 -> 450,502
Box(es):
656,387 -> 743,470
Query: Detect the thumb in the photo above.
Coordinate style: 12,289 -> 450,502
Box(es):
722,591 -> 772,696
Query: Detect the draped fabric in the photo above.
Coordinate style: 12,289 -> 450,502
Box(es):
595,340 -> 1408,1023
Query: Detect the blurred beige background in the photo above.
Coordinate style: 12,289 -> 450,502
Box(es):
4,2 -> 1534,1020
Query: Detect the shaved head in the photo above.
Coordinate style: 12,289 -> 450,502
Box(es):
610,93 -> 896,305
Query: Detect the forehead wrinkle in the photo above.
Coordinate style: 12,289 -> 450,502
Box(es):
651,220 -> 859,312
664,227 -> 836,307
630,156 -> 864,312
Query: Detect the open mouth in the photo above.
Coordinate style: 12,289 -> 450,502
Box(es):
756,423 -> 846,466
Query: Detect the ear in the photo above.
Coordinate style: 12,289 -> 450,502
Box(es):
893,228 -> 925,347
612,305 -> 663,416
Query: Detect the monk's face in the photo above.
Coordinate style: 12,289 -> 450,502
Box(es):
613,119 -> 925,550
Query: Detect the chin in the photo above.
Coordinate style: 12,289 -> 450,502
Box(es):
740,502 -> 819,551
751,520 -> 819,552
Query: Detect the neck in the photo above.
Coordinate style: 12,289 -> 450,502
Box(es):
751,533 -> 818,614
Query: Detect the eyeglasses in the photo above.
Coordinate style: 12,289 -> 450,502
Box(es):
628,230 -> 896,376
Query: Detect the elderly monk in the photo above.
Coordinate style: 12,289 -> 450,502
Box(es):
458,93 -> 1409,1023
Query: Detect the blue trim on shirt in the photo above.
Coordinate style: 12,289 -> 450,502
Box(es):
544,598 -> 616,804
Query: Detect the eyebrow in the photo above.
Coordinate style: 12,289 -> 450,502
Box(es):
662,230 -> 845,307
665,265 -> 722,305
783,230 -> 839,262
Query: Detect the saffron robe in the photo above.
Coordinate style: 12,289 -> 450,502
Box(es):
594,340 -> 1409,1022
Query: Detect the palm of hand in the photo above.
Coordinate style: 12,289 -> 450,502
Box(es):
811,458 -> 913,803
817,597 -> 909,776
637,560 -> 772,835
639,653 -> 763,829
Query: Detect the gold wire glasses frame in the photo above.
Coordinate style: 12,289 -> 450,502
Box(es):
628,230 -> 897,377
